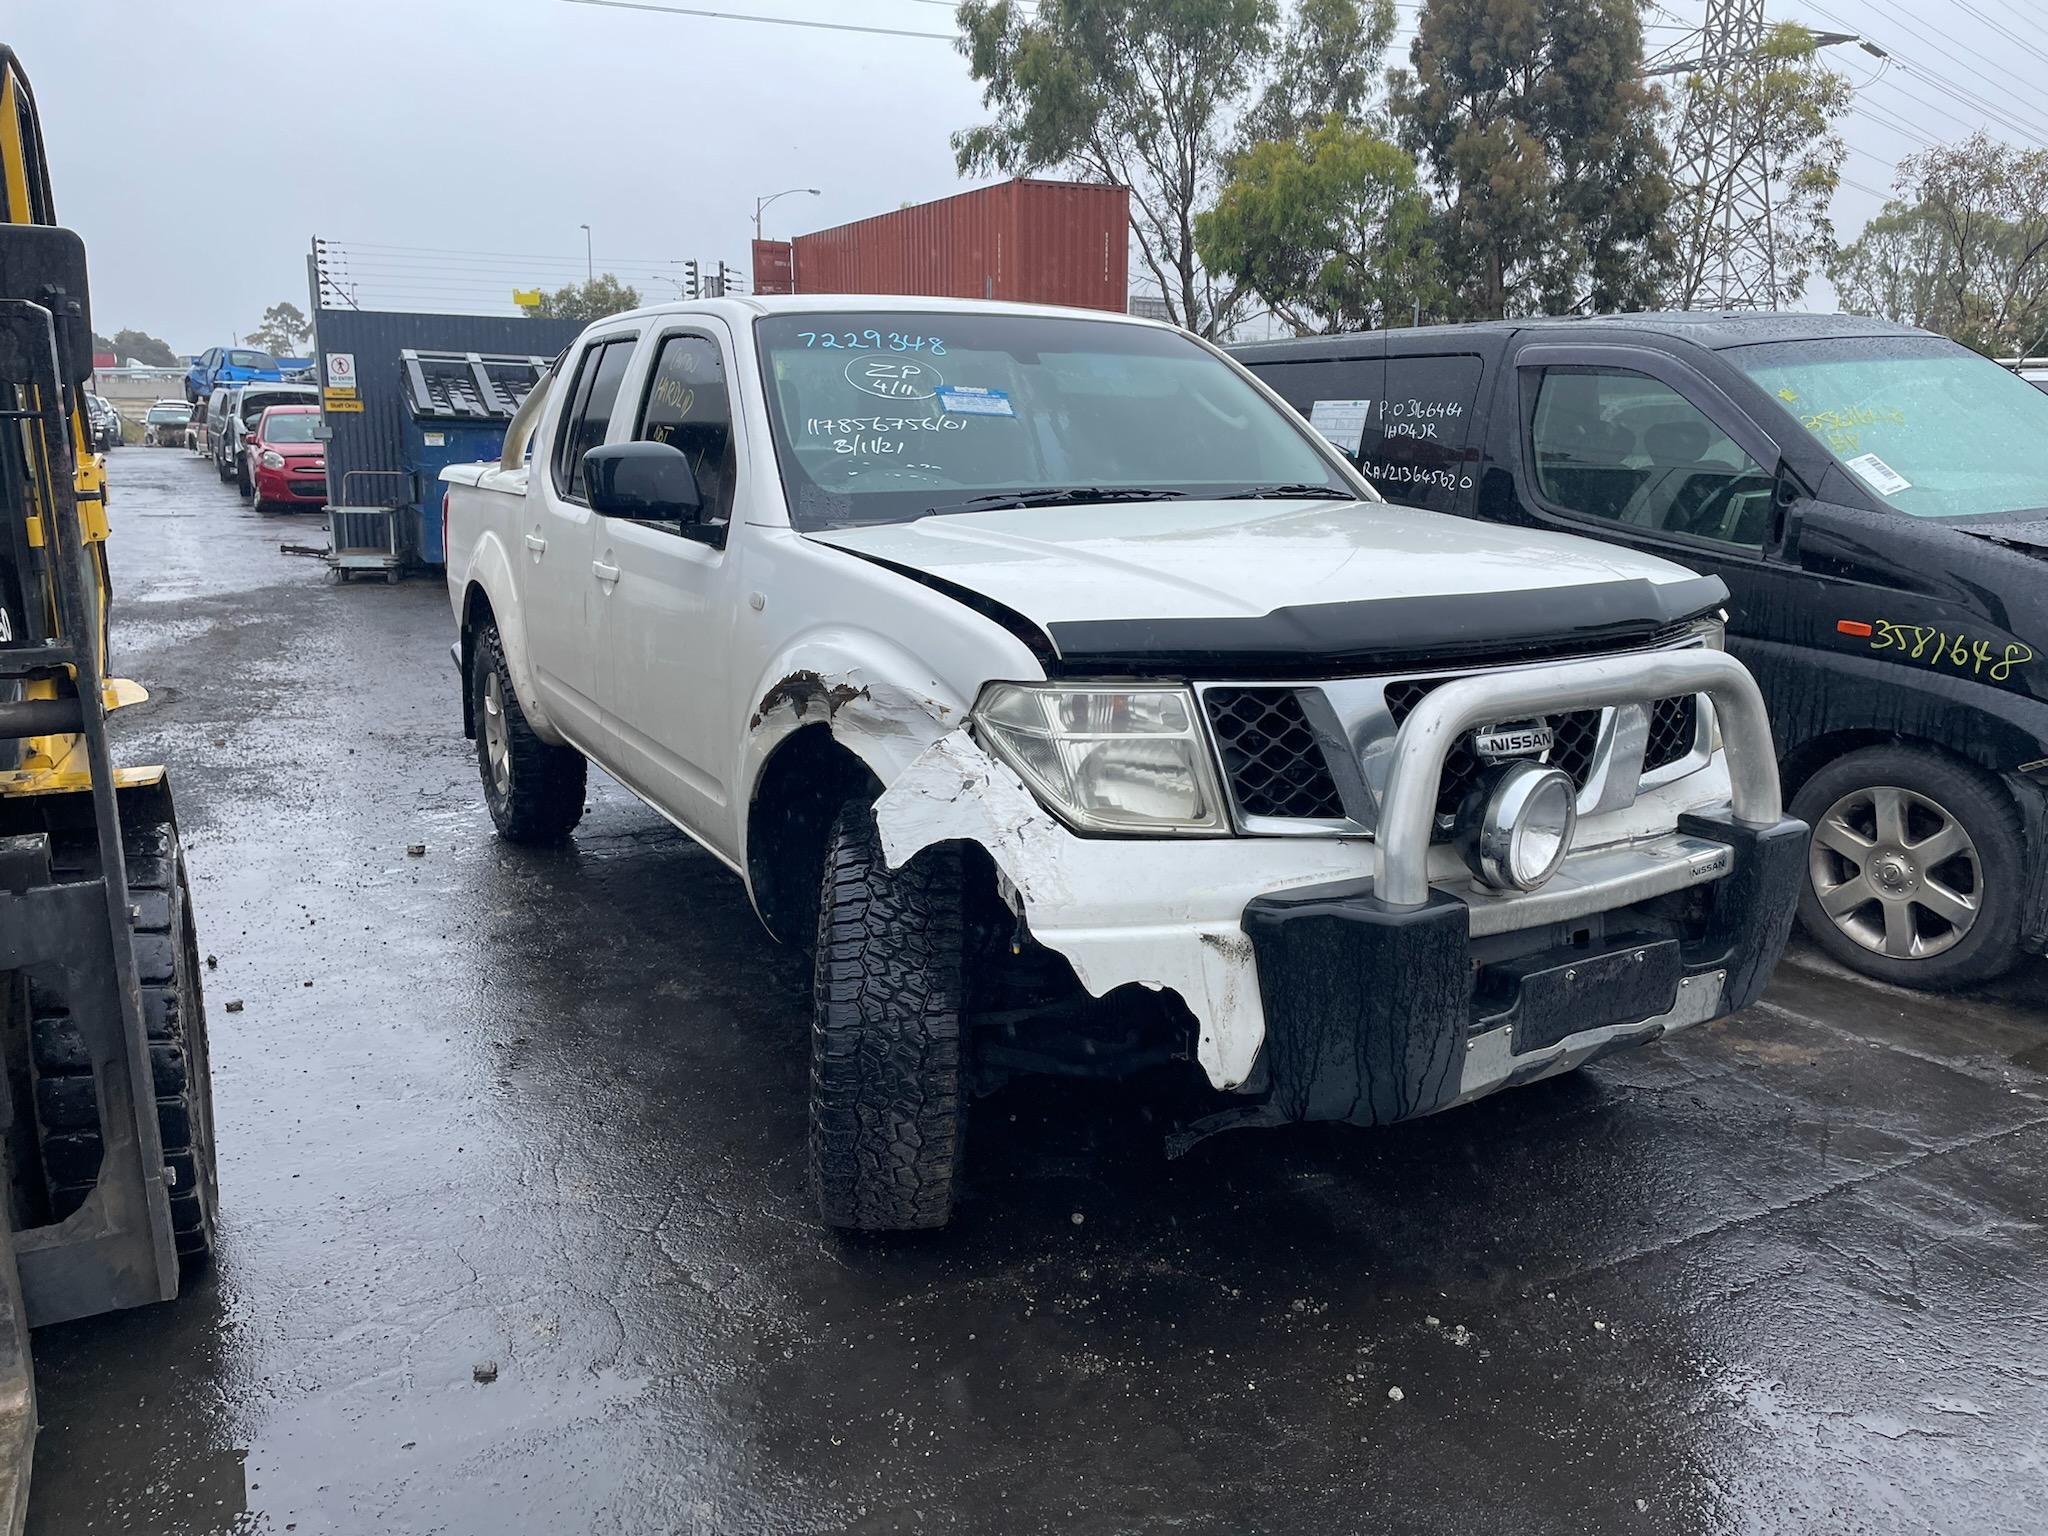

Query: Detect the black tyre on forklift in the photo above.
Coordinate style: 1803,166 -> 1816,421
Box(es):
26,814 -> 218,1264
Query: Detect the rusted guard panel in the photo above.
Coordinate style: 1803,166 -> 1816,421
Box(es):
790,179 -> 1130,311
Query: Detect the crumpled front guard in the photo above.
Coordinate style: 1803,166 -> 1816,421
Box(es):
1240,809 -> 1807,1128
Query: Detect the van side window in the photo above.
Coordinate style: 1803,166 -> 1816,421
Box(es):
551,338 -> 635,502
634,334 -> 736,526
1531,369 -> 1773,546
1357,354 -> 1482,513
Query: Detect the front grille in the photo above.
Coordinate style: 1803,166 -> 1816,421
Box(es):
1384,679 -> 1603,830
1644,695 -> 1699,772
1204,688 -> 1345,819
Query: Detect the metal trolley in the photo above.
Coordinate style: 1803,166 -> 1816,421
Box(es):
327,470 -> 408,584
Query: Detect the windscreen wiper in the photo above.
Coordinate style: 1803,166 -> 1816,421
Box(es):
1211,482 -> 1353,500
926,487 -> 1192,514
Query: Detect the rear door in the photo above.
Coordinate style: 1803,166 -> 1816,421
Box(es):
522,330 -> 638,750
1246,343 -> 1487,517
594,324 -> 745,854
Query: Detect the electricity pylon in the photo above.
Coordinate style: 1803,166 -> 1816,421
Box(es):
1648,1 -> 1855,310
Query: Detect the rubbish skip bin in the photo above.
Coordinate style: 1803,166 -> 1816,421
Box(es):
398,351 -> 550,566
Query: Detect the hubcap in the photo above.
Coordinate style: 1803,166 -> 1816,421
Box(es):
482,670 -> 511,799
1808,784 -> 1981,960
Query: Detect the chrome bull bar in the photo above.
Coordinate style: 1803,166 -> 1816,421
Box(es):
1375,649 -> 1782,909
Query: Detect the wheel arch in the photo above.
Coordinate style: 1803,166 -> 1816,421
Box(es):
744,722 -> 881,945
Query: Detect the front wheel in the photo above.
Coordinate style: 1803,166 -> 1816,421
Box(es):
469,623 -> 586,843
1792,744 -> 2024,990
809,799 -> 967,1231
236,459 -> 253,499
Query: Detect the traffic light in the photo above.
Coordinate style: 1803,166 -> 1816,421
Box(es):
715,261 -> 732,298
685,260 -> 700,299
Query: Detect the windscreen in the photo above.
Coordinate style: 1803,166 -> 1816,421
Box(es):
147,405 -> 190,424
1734,336 -> 2048,520
755,311 -> 1353,530
262,412 -> 319,443
229,349 -> 277,370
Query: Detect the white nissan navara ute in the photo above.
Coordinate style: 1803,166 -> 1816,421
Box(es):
443,296 -> 1805,1231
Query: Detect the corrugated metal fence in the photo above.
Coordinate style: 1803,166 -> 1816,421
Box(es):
313,308 -> 583,509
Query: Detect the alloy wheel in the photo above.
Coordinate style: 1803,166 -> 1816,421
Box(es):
1808,783 -> 1981,960
482,670 -> 512,800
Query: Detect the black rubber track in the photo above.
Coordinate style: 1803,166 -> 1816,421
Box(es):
29,816 -> 219,1263
809,799 -> 967,1232
471,622 -> 586,844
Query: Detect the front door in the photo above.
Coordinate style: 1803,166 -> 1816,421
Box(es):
1509,349 -> 1802,684
594,326 -> 743,857
523,331 -> 637,750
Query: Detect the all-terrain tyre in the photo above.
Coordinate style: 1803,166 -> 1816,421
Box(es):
809,798 -> 967,1231
470,622 -> 586,843
30,818 -> 219,1264
1791,743 -> 2023,991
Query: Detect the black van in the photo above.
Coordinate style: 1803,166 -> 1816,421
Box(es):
1236,313 -> 2048,990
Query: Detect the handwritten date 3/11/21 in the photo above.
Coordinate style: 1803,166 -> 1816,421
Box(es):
1841,618 -> 2034,681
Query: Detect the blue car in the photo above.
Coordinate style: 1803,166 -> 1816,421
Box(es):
184,345 -> 285,403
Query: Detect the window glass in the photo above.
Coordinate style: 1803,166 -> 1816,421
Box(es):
1733,336 -> 2048,520
261,412 -> 319,443
228,350 -> 276,369
552,338 -> 634,501
756,311 -> 1352,531
1532,369 -> 1773,546
636,334 -> 735,524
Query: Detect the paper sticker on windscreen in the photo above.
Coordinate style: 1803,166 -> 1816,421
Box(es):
1308,398 -> 1371,456
935,386 -> 1016,418
1845,451 -> 1911,496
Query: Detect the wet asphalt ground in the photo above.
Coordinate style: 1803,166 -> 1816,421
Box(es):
17,447 -> 2048,1535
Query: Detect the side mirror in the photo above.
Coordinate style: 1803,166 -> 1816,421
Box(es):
584,441 -> 708,531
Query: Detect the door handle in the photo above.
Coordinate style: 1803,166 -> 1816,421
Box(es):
592,560 -> 620,584
523,533 -> 547,553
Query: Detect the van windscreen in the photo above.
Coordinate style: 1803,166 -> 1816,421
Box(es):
1735,337 -> 2048,520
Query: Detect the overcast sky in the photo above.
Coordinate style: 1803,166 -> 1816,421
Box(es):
15,0 -> 2044,353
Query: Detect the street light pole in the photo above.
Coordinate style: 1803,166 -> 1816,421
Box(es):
754,187 -> 822,242
579,223 -> 592,283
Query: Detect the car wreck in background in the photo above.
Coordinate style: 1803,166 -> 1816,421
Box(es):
442,296 -> 1806,1231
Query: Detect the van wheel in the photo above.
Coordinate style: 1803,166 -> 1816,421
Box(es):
236,460 -> 253,499
809,799 -> 966,1232
469,622 -> 585,843
215,454 -> 233,483
1791,744 -> 2022,990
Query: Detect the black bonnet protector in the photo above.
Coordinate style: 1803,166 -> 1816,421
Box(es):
826,544 -> 1727,680
1042,573 -> 1730,679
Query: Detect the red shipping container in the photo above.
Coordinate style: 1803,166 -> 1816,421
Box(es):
789,179 -> 1129,312
752,238 -> 795,296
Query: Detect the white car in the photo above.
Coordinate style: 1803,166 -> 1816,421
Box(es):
443,296 -> 1804,1231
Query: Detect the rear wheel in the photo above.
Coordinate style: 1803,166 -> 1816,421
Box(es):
29,818 -> 219,1264
1792,744 -> 2023,990
469,623 -> 586,843
808,799 -> 967,1231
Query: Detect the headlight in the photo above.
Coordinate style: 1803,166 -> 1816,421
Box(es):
1693,613 -> 1727,650
974,683 -> 1229,834
259,449 -> 284,468
1458,761 -> 1577,891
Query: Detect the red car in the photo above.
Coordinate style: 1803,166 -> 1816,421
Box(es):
245,405 -> 326,513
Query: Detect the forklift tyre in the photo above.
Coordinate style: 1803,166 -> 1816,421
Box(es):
29,818 -> 219,1265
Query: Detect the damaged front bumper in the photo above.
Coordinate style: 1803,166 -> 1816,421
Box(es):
875,649 -> 1804,1131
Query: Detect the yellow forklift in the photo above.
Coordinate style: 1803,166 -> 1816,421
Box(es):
0,44 -> 219,1529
